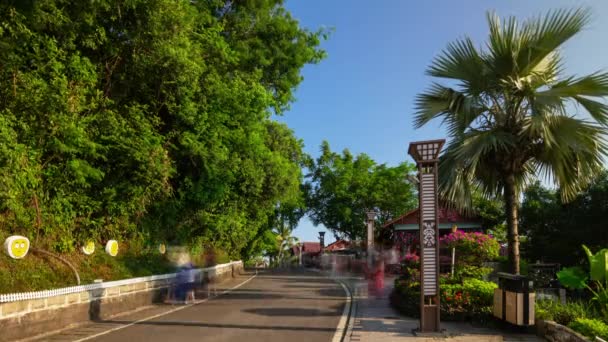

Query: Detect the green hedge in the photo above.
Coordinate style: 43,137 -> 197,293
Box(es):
569,318 -> 608,340
391,278 -> 497,321
535,300 -> 590,326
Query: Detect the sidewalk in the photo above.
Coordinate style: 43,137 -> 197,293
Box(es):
342,276 -> 544,342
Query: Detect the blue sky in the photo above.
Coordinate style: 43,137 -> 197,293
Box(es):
279,0 -> 608,244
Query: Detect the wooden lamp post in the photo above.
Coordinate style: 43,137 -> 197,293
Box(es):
408,139 -> 445,333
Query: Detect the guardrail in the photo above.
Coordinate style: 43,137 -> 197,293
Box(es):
0,260 -> 242,303
0,260 -> 244,341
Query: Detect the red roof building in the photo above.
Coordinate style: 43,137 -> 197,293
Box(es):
291,242 -> 321,256
324,239 -> 352,252
383,207 -> 483,232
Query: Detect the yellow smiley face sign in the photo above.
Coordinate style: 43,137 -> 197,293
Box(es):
105,240 -> 119,257
82,241 -> 95,255
158,244 -> 166,255
4,235 -> 30,259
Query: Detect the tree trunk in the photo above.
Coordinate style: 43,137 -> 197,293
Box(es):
504,174 -> 520,275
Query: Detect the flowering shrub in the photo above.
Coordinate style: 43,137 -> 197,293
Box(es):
400,251 -> 420,282
391,230 -> 500,322
440,279 -> 497,319
401,251 -> 420,265
440,230 -> 500,264
394,232 -> 419,253
392,278 -> 497,321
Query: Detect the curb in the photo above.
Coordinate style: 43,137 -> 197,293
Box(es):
332,280 -> 353,342
339,280 -> 359,342
321,271 -> 362,342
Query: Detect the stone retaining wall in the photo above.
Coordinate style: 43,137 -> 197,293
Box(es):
0,261 -> 243,341
536,319 -> 590,342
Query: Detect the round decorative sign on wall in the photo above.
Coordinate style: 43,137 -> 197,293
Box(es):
4,235 -> 30,259
105,240 -> 119,257
158,243 -> 166,255
82,241 -> 95,255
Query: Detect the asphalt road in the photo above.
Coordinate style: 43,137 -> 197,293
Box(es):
44,270 -> 347,342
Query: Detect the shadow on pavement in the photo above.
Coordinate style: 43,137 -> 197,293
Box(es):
98,320 -> 337,332
242,306 -> 343,317
283,284 -> 332,289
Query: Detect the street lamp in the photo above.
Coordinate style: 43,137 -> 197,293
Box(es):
408,139 -> 445,334
318,231 -> 325,252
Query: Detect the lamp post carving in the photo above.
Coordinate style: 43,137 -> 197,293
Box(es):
408,139 -> 445,333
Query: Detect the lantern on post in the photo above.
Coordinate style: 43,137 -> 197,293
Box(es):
408,139 -> 445,333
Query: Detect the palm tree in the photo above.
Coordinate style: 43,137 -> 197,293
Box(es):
274,222 -> 299,265
414,8 -> 608,274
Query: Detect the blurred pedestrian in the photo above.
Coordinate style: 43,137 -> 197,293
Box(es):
176,263 -> 196,304
367,249 -> 385,298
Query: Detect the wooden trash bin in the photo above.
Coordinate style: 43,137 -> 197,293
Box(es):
493,273 -> 535,326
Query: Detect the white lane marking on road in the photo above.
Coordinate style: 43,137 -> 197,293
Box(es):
332,281 -> 352,342
72,274 -> 257,342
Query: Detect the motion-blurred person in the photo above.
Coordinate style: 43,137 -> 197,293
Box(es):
366,249 -> 385,298
176,263 -> 196,304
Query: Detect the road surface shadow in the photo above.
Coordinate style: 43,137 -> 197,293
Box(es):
99,320 -> 336,332
206,292 -> 284,300
242,307 -> 342,317
283,284 -> 335,289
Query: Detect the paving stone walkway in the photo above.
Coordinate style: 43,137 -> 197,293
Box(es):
342,276 -> 545,342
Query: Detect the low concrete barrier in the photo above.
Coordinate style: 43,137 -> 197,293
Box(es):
0,261 -> 243,341
536,319 -> 590,342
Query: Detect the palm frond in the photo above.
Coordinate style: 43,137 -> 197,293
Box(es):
518,8 -> 591,76
531,116 -> 607,201
574,96 -> 608,126
538,72 -> 608,98
425,37 -> 486,92
437,140 -> 477,211
535,72 -> 608,125
486,12 -> 519,78
454,129 -> 516,169
414,83 -> 481,132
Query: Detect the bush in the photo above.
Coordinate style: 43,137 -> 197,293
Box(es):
440,279 -> 497,319
496,256 -> 530,275
535,300 -> 590,326
392,277 -> 497,321
569,318 -> 608,340
441,230 -> 500,265
391,278 -> 420,317
454,265 -> 493,281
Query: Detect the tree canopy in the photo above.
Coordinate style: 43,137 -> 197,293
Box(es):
521,172 -> 608,266
414,8 -> 608,273
305,141 -> 417,241
0,0 -> 325,259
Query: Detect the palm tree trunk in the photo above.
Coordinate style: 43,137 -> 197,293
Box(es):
504,174 -> 520,275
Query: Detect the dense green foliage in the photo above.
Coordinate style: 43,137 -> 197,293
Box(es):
535,300 -> 591,326
414,8 -> 608,274
0,0 -> 324,259
569,318 -> 608,340
521,173 -> 608,266
555,245 -> 608,322
0,244 -> 174,292
305,141 -> 417,240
